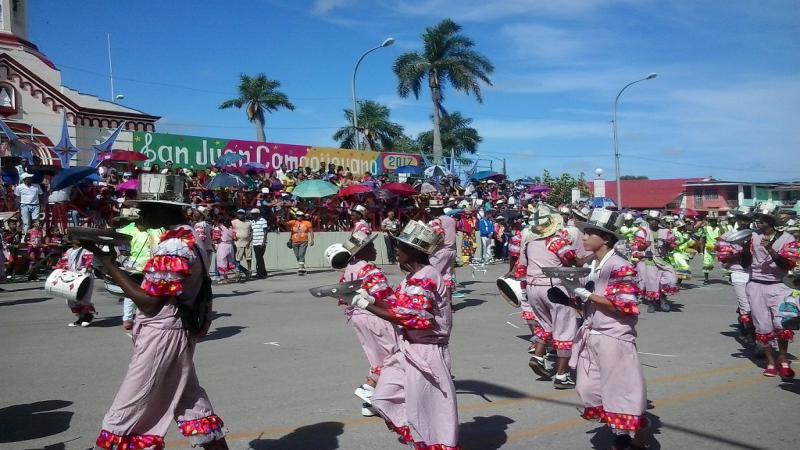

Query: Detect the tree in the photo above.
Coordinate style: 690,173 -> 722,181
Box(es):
417,111 -> 481,164
219,73 -> 295,142
332,100 -> 405,151
393,19 -> 494,165
539,170 -> 590,205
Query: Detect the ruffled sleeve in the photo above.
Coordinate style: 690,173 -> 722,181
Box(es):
53,254 -> 69,270
546,236 -> 576,266
514,239 -> 528,278
141,229 -> 197,298
358,264 -> 395,305
778,241 -> 800,269
714,239 -> 739,262
390,277 -> 436,329
604,263 -> 640,315
427,218 -> 445,237
662,229 -> 677,250
80,252 -> 94,269
353,221 -> 372,235
632,228 -> 649,252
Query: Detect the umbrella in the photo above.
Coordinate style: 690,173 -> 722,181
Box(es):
590,197 -> 617,209
396,165 -> 424,175
382,182 -> 417,197
339,184 -> 373,197
115,179 -> 139,191
424,165 -> 451,178
516,177 -> 537,186
51,166 -> 98,191
374,189 -> 397,201
471,171 -> 505,182
293,180 -> 339,198
672,208 -> 699,218
529,184 -> 551,194
419,182 -> 440,194
243,162 -> 268,171
101,150 -> 147,162
445,208 -> 463,217
205,172 -> 251,190
216,152 -> 245,167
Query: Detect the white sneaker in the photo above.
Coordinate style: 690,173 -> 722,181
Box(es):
354,384 -> 374,404
361,403 -> 377,417
80,321 -> 91,327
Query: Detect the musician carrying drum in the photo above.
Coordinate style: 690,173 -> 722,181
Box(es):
51,234 -> 96,327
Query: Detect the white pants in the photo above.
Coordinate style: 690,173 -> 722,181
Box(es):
481,236 -> 494,261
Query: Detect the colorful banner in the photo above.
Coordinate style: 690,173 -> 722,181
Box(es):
131,132 -> 421,175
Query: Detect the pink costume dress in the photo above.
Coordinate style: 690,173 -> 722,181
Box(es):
96,227 -> 225,450
54,247 -> 95,316
428,215 -> 458,295
213,225 -> 237,278
352,219 -> 372,235
372,265 -> 460,450
515,234 -> 578,356
715,233 -> 752,323
341,259 -> 398,383
571,252 -> 648,435
194,220 -> 213,271
746,232 -> 799,348
632,227 -> 679,300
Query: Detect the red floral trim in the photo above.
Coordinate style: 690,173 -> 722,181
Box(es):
552,339 -> 573,351
714,241 -> 737,262
778,241 -> 800,269
738,314 -> 752,325
161,227 -> 195,243
609,299 -> 640,316
371,366 -> 382,376
534,326 -> 552,343
611,266 -> 637,278
70,305 -> 97,315
141,278 -> 184,297
603,411 -> 648,431
632,235 -> 649,252
385,419 -> 414,444
755,332 -> 774,345
581,405 -> 605,421
414,443 -> 461,450
360,265 -> 394,303
390,277 -> 436,329
177,414 -> 225,437
521,311 -> 537,321
661,286 -> 680,296
96,429 -> 164,450
428,219 -> 446,236
641,290 -> 661,301
777,329 -> 795,341
546,236 -> 577,266
143,255 -> 192,276
514,264 -> 527,279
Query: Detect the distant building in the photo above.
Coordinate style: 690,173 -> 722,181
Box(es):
683,179 -> 800,211
0,0 -> 158,165
597,178 -> 699,210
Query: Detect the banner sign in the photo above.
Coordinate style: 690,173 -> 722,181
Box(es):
132,132 -> 421,175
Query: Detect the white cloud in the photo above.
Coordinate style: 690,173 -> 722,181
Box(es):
499,24 -> 602,62
474,119 -> 608,140
311,0 -> 356,15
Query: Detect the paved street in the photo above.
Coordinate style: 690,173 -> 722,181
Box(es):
1,260 -> 797,450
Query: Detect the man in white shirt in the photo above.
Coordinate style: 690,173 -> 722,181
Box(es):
250,208 -> 269,278
14,173 -> 44,234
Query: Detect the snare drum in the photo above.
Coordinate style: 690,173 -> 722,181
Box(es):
496,276 -> 524,308
45,269 -> 92,301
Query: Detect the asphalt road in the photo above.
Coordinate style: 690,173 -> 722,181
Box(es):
1,259 -> 797,450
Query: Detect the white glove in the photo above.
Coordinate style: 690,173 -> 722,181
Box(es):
561,277 -> 581,295
350,289 -> 375,309
573,288 -> 592,302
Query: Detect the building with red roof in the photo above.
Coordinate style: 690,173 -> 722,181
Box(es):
589,178 -> 699,210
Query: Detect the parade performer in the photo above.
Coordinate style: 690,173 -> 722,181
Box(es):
338,231 -> 397,417
715,207 -> 755,342
212,217 -> 238,283
516,206 -> 578,388
457,209 -> 477,265
561,209 -> 649,450
25,220 -> 45,280
699,211 -> 724,284
90,200 -> 228,450
351,205 -> 372,234
745,204 -> 799,379
428,197 -> 458,302
668,219 -> 693,282
55,236 -> 96,327
632,211 -> 679,313
348,220 -> 460,450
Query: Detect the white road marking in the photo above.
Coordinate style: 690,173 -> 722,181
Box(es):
638,351 -> 677,357
264,342 -> 281,346
506,321 -> 521,329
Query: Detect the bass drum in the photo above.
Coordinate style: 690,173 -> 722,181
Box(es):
45,269 -> 91,301
496,276 -> 524,308
104,271 -> 145,296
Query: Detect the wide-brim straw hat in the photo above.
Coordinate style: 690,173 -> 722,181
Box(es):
394,220 -> 442,255
343,231 -> 378,256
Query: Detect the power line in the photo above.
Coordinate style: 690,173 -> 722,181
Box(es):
626,155 -> 797,174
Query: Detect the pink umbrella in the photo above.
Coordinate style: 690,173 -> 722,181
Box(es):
115,179 -> 139,191
528,184 -> 551,194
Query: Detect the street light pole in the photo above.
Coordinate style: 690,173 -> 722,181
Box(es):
612,73 -> 657,208
351,37 -> 395,151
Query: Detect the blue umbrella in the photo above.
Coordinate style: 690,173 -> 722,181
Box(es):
51,166 -> 98,191
243,162 -> 267,171
205,172 -> 251,190
292,180 -> 339,198
471,171 -> 505,182
590,197 -> 617,209
215,152 -> 245,167
396,165 -> 424,175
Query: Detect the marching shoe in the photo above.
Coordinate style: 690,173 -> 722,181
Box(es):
762,365 -> 778,377
361,403 -> 377,417
779,362 -> 795,380
354,384 -> 374,404
528,356 -> 552,379
553,373 -> 576,389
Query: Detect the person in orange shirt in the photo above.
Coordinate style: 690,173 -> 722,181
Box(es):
286,211 -> 314,275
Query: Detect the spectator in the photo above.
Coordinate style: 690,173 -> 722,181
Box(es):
286,211 -> 314,276
231,209 -> 253,277
479,210 -> 495,263
250,208 -> 269,278
381,210 -> 401,264
14,172 -> 44,235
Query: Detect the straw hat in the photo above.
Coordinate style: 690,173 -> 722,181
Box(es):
395,220 -> 442,255
428,197 -> 445,208
343,230 -> 378,256
351,205 -> 367,216
528,205 -> 563,239
645,210 -> 662,221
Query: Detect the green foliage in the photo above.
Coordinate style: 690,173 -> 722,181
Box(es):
417,112 -> 481,163
535,170 -> 590,205
332,100 -> 405,151
219,73 -> 295,142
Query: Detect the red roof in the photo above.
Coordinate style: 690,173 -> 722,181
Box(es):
590,178 -> 700,210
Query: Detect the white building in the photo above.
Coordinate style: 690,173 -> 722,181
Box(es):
0,0 -> 158,165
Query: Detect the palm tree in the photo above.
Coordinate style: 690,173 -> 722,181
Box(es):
332,100 -> 405,151
393,19 -> 494,164
219,73 -> 295,142
417,111 -> 481,164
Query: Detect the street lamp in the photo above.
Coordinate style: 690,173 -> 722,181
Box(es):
612,72 -> 657,208
351,37 -> 395,151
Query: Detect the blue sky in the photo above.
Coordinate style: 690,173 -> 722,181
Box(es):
26,0 -> 799,181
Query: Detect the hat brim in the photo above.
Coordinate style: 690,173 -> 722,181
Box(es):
345,232 -> 378,256
394,235 -> 436,255
575,221 -> 624,241
528,214 -> 563,239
